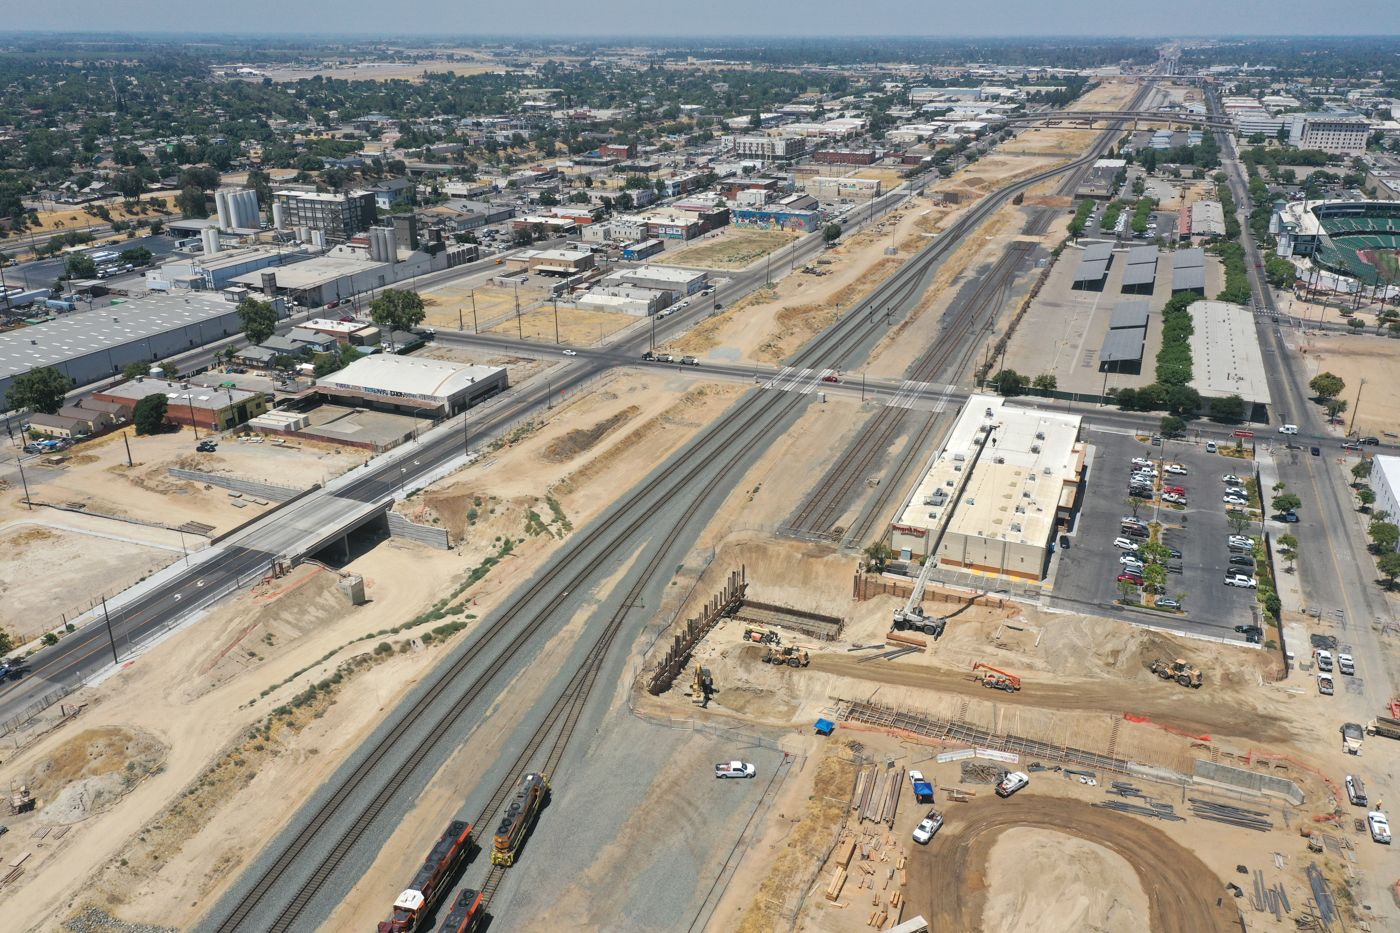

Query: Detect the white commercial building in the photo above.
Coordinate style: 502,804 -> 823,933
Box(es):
1187,300 -> 1272,410
734,135 -> 808,162
805,177 -> 883,201
317,355 -> 508,416
890,396 -> 1085,583
603,266 -> 709,296
1297,116 -> 1371,156
1372,456 -> 1400,550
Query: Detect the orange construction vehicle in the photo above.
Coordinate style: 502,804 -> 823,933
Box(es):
972,663 -> 1021,692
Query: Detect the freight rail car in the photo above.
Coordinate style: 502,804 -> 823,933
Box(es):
378,820 -> 474,933
435,888 -> 484,933
491,772 -> 548,866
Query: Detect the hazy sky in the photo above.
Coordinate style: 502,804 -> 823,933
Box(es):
0,0 -> 1396,38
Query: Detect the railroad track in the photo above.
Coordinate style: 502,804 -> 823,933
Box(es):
203,85 -> 1162,933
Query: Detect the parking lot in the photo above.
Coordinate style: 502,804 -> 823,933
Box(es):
1051,425 -> 1264,644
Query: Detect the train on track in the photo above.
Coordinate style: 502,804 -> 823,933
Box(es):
378,820 -> 473,933
491,771 -> 548,866
434,888 -> 484,933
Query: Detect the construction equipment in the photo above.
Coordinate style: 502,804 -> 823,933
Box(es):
743,625 -> 780,645
1366,716 -> 1400,740
763,646 -> 810,668
892,604 -> 946,637
972,662 -> 1021,692
1150,658 -> 1203,688
1342,722 -> 1364,755
691,664 -> 714,707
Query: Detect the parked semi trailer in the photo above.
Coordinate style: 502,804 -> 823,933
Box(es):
435,888 -> 484,933
378,820 -> 474,933
492,772 -> 548,866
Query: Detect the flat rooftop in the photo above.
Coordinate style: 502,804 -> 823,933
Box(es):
325,355 -> 504,401
229,255 -> 391,291
0,292 -> 236,382
104,376 -> 264,407
607,265 -> 708,284
897,395 -> 1083,548
1188,300 -> 1273,406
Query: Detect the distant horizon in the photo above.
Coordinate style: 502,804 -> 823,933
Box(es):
0,0 -> 1396,41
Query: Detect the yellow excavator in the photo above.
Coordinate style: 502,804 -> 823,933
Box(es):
691,664 -> 714,706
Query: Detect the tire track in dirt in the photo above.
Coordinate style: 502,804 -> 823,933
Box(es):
907,795 -> 1233,933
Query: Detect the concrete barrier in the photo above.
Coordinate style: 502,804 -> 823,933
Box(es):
1193,759 -> 1305,805
385,511 -> 450,550
169,468 -> 302,503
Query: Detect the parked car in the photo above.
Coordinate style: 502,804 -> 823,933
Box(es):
1362,436 -> 1380,445
1229,555 -> 1256,568
1234,625 -> 1263,636
1228,535 -> 1253,547
1319,672 -> 1335,695
1163,485 -> 1186,496
1339,653 -> 1355,675
1206,442 -> 1218,453
1316,650 -> 1334,671
1222,475 -> 1244,485
1281,511 -> 1300,523
1224,574 -> 1258,588
911,809 -> 944,845
1131,457 -> 1153,467
1162,493 -> 1187,505
1129,488 -> 1153,499
1164,464 -> 1187,475
1112,537 -> 1139,551
1164,546 -> 1182,559
1223,495 -> 1250,506
715,761 -> 756,779
1311,447 -> 1321,456
1342,441 -> 1362,452
1118,572 -> 1144,584
1368,811 -> 1391,844
1120,554 -> 1145,568
196,440 -> 218,453
1155,598 -> 1182,610
1058,534 -> 1071,549
1134,467 -> 1159,479
996,772 -> 1030,797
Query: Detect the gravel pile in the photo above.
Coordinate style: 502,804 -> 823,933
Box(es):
64,906 -> 179,933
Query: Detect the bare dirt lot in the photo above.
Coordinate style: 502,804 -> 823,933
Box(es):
1293,335 -> 1400,438
420,282 -> 554,332
658,228 -> 800,270
1,424 -> 361,537
487,305 -> 637,345
1000,80 -> 1143,157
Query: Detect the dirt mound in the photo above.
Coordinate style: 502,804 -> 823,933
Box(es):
541,406 -> 639,463
26,726 -> 167,823
981,827 -> 1149,933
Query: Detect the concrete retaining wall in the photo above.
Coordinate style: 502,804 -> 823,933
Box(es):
1193,759 -> 1305,805
386,511 -> 450,550
168,468 -> 302,503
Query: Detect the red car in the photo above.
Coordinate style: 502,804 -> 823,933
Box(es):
1164,485 -> 1186,496
1118,572 -> 1143,584
821,374 -> 840,383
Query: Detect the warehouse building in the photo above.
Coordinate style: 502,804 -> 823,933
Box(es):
890,396 -> 1085,582
732,208 -> 820,234
814,148 -> 880,166
94,376 -> 269,431
1188,200 -> 1226,238
602,266 -> 709,296
1371,456 -> 1400,551
0,292 -> 258,403
147,245 -> 309,291
1187,300 -> 1272,418
273,190 -> 377,240
804,177 -> 883,201
316,355 -> 507,416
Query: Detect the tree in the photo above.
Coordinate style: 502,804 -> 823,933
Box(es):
1309,371 -> 1345,400
537,191 -> 559,206
1272,492 -> 1302,514
1159,415 -> 1186,436
1165,384 -> 1201,413
1139,541 -> 1170,566
1116,578 -> 1139,602
1278,533 -> 1299,573
369,288 -> 426,347
1122,496 -> 1143,519
1324,398 -> 1348,420
65,253 -> 96,279
1032,374 -> 1057,392
159,358 -> 180,380
1143,563 -> 1167,595
863,541 -> 895,573
1348,317 -> 1366,332
822,223 -> 842,245
236,297 -> 279,346
133,393 -> 168,435
1227,513 -> 1252,535
5,366 -> 76,414
990,369 -> 1028,396
1379,552 -> 1400,590
176,186 -> 208,218
1115,387 -> 1139,410
120,245 -> 153,266
122,361 -> 151,380
1359,487 -> 1376,511
1369,521 -> 1400,554
1352,460 -> 1374,482
1207,394 -> 1246,421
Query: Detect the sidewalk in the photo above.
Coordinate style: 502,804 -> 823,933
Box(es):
1255,448 -> 1305,613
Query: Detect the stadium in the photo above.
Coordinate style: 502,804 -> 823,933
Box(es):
1273,199 -> 1400,288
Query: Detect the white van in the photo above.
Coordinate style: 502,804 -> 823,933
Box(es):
1279,424 -> 1299,435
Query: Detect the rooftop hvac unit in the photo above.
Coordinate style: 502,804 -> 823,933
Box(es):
953,464 -> 962,472
953,453 -> 966,462
1035,431 -> 1045,440
1010,522 -> 1022,533
924,496 -> 936,506
965,498 -> 975,506
994,456 -> 1005,464
1031,444 -> 1041,453
1015,505 -> 1025,513
927,511 -> 938,520
945,480 -> 955,487
1022,490 -> 1031,498
1043,467 -> 1051,475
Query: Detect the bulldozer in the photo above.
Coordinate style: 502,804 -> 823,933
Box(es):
744,625 -> 781,646
691,664 -> 714,707
972,662 -> 1021,692
1151,658 -> 1203,689
763,645 -> 810,668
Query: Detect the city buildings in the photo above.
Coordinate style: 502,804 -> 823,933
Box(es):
273,190 -> 377,240
734,135 -> 808,162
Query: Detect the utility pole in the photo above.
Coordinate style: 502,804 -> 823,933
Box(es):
186,394 -> 199,440
15,447 -> 32,510
472,289 -> 479,333
1348,379 -> 1365,436
122,430 -> 133,467
100,595 -> 119,666
553,296 -> 560,344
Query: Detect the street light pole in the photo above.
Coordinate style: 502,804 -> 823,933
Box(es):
100,595 -> 119,666
1348,379 -> 1366,436
472,289 -> 479,333
15,448 -> 32,510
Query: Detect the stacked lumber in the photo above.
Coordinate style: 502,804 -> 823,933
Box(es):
826,867 -> 847,901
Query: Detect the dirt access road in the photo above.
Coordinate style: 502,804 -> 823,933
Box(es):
809,654 -> 1290,745
908,795 -> 1234,933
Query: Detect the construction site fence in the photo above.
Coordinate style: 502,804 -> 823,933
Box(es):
0,679 -> 86,740
851,572 -> 1012,609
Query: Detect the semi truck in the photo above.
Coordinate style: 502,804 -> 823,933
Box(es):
378,820 -> 473,933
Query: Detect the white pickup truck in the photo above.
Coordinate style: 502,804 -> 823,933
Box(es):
715,761 -> 756,779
